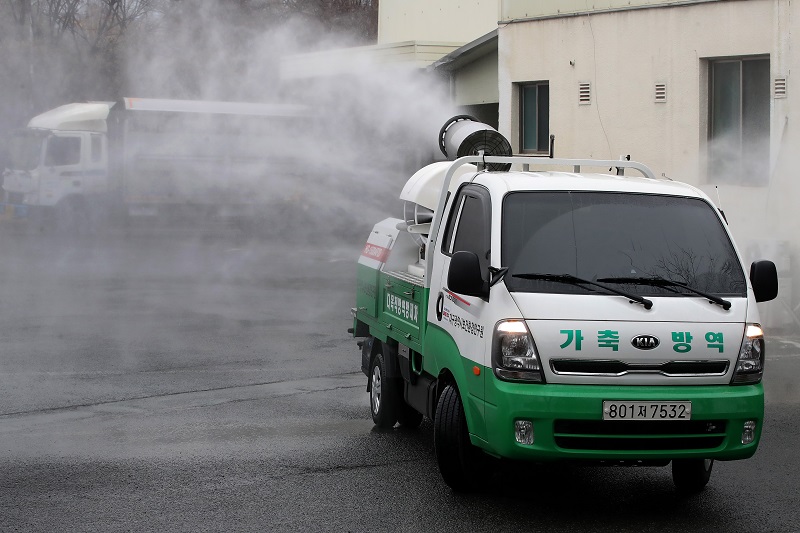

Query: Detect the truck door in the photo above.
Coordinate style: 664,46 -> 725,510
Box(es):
430,183 -> 492,437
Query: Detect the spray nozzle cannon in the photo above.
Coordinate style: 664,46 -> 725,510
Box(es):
438,115 -> 512,172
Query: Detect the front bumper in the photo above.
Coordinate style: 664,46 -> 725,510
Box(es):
481,380 -> 763,461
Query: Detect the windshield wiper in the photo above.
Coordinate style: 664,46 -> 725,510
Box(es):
512,273 -> 653,310
596,276 -> 732,310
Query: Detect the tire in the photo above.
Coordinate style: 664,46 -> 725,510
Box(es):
672,458 -> 713,493
397,402 -> 424,429
434,384 -> 484,492
369,352 -> 399,428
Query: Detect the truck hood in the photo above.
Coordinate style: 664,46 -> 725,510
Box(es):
510,292 -> 748,386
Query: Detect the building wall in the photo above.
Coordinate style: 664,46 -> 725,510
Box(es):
378,0 -> 500,44
453,52 -> 500,105
499,0 -> 799,324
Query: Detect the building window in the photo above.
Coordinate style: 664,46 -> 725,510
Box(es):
709,57 -> 770,185
520,82 -> 550,153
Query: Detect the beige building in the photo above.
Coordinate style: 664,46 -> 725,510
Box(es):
496,0 -> 798,326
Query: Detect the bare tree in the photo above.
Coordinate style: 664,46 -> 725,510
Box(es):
0,0 -> 378,133
283,0 -> 378,44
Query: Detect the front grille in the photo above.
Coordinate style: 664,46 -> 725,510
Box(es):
553,419 -> 727,451
550,359 -> 729,377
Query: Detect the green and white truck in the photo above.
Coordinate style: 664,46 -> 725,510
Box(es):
350,117 -> 779,492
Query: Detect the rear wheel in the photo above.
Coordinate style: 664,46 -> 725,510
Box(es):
434,384 -> 484,492
672,458 -> 713,493
369,352 -> 398,428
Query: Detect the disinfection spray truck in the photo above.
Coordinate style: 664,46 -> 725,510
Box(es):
350,116 -> 779,492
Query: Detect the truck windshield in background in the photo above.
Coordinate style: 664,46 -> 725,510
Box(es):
7,130 -> 46,171
502,191 -> 747,297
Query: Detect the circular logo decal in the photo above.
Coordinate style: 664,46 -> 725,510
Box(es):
631,335 -> 660,350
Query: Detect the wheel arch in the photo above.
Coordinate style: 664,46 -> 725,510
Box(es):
424,325 -> 482,435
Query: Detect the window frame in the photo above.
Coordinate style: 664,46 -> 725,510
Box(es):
518,81 -> 550,154
44,134 -> 83,168
441,184 -> 493,271
707,55 -> 770,185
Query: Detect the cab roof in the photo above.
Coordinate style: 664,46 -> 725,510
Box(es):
473,170 -> 707,200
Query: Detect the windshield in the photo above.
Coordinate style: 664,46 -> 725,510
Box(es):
502,191 -> 746,297
7,130 -> 46,170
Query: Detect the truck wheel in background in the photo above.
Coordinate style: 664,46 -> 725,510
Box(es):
369,352 -> 399,428
397,402 -> 423,429
672,458 -> 713,493
434,384 -> 485,492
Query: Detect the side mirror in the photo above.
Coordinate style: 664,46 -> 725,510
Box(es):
750,260 -> 778,303
448,251 -> 488,299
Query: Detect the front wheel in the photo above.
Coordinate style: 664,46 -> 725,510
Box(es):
434,384 -> 485,492
672,458 -> 713,493
369,352 -> 399,428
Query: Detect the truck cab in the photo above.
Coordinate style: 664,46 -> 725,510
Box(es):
2,103 -> 111,220
352,118 -> 778,493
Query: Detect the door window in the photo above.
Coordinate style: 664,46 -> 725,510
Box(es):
45,136 -> 81,166
443,186 -> 491,272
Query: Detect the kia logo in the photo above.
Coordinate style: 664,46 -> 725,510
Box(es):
631,335 -> 660,350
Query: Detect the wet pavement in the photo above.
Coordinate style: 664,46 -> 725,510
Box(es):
0,224 -> 799,532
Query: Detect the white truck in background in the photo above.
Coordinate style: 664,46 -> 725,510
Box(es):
352,116 -> 780,493
1,98 -> 308,227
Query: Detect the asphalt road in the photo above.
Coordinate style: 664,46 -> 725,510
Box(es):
1,223 -> 798,532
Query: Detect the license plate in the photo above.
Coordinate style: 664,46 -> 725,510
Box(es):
602,401 -> 691,420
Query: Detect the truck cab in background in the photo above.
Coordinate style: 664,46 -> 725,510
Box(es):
3,103 -> 111,223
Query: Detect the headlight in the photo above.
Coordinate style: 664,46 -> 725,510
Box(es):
492,320 -> 545,383
731,324 -> 765,384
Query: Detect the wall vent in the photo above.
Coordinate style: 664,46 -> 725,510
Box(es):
775,77 -> 787,98
655,83 -> 667,103
579,82 -> 591,105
